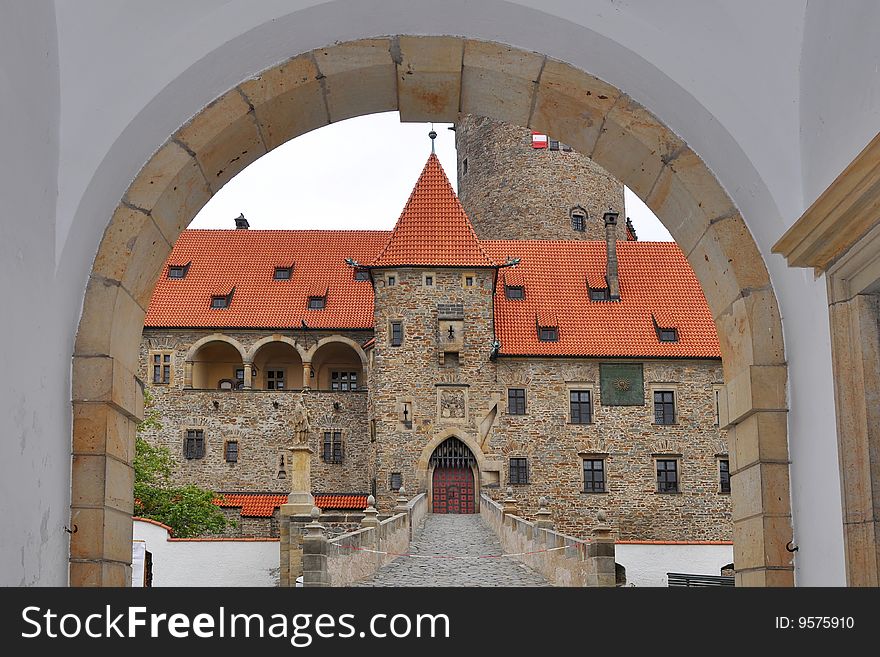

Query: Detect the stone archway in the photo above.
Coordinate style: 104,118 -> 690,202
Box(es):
70,36 -> 791,587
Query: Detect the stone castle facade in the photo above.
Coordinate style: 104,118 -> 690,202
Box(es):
139,117 -> 731,543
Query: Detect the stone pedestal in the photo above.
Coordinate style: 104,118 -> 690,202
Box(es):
586,510 -> 616,587
281,444 -> 315,515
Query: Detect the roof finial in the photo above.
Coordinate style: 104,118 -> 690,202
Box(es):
429,124 -> 437,154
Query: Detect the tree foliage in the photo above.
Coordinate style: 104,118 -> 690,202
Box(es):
134,390 -> 230,538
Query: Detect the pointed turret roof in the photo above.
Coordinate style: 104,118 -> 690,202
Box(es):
369,154 -> 498,268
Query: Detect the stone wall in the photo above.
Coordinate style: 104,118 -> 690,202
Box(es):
486,358 -> 730,541
455,114 -> 626,241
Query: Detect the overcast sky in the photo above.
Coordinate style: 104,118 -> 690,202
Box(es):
189,111 -> 673,241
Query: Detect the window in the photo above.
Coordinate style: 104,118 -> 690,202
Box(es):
425,275 -> 434,286
224,441 -> 239,463
235,368 -> 245,388
654,391 -> 676,425
657,459 -> 679,493
267,369 -> 285,390
354,269 -> 369,281
539,327 -> 558,342
465,276 -> 474,287
570,390 -> 592,424
387,275 -> 396,287
151,352 -> 172,385
184,430 -> 205,459
168,262 -> 190,279
714,387 -> 722,426
274,266 -> 292,280
390,321 -> 403,347
331,371 -> 358,391
589,287 -> 609,301
658,328 -> 678,342
509,457 -> 529,484
308,296 -> 325,310
507,388 -> 526,415
323,431 -> 343,463
390,472 -> 403,491
583,459 -> 606,493
400,401 -> 413,429
571,211 -> 586,232
211,295 -> 228,309
719,459 -> 731,494
505,285 -> 524,300
276,453 -> 287,479
548,139 -> 560,151
461,157 -> 468,175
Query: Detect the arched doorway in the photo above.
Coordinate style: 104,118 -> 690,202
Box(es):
430,437 -> 477,514
70,36 -> 792,586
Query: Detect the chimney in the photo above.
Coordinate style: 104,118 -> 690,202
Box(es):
604,210 -> 620,300
234,213 -> 249,230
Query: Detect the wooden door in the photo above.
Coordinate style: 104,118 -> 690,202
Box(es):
432,467 -> 475,513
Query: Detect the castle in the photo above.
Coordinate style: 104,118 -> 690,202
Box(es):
138,116 -> 731,544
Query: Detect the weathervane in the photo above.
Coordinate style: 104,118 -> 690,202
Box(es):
429,124 -> 437,153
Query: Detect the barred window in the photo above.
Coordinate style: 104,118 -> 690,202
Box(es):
583,459 -> 605,493
657,459 -> 679,493
184,430 -> 205,459
719,459 -> 731,494
507,388 -> 526,415
323,431 -> 343,464
509,458 -> 529,485
570,390 -> 592,424
654,390 -> 676,425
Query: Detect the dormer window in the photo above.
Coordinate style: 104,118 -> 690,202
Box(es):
652,314 -> 679,342
273,266 -> 293,280
354,269 -> 369,281
589,287 -> 609,301
210,288 -> 234,309
505,285 -> 525,300
539,327 -> 558,342
308,296 -> 326,310
536,311 -> 558,342
168,262 -> 191,279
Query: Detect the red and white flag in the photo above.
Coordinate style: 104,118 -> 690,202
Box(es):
531,131 -> 548,149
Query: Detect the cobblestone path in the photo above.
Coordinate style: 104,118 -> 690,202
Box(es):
357,514 -> 551,587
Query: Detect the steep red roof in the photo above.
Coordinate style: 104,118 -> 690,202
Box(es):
483,241 -> 720,358
369,154 -> 497,268
145,230 -> 388,329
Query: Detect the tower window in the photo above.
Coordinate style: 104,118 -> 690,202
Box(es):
465,276 -> 474,287
507,388 -> 526,415
390,321 -> 403,347
425,275 -> 434,286
462,157 -> 468,175
184,430 -> 205,459
719,459 -> 731,494
274,266 -> 292,280
548,139 -> 560,151
224,441 -> 239,463
505,285 -> 524,300
323,431 -> 344,464
509,458 -> 529,485
387,275 -> 396,287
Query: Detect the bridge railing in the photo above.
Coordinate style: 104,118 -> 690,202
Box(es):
302,491 -> 427,587
480,492 -> 616,587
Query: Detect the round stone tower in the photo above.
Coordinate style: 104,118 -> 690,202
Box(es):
455,114 -> 627,241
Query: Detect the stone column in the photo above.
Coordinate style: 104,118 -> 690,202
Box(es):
586,510 -> 616,587
302,508 -> 330,587
243,362 -> 253,389
282,444 -> 315,515
302,362 -> 312,389
183,360 -> 193,389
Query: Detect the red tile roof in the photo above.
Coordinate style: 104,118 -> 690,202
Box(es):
314,494 -> 369,510
482,241 -> 721,358
214,492 -> 370,517
369,154 -> 497,268
145,230 -> 389,329
215,493 -> 288,517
